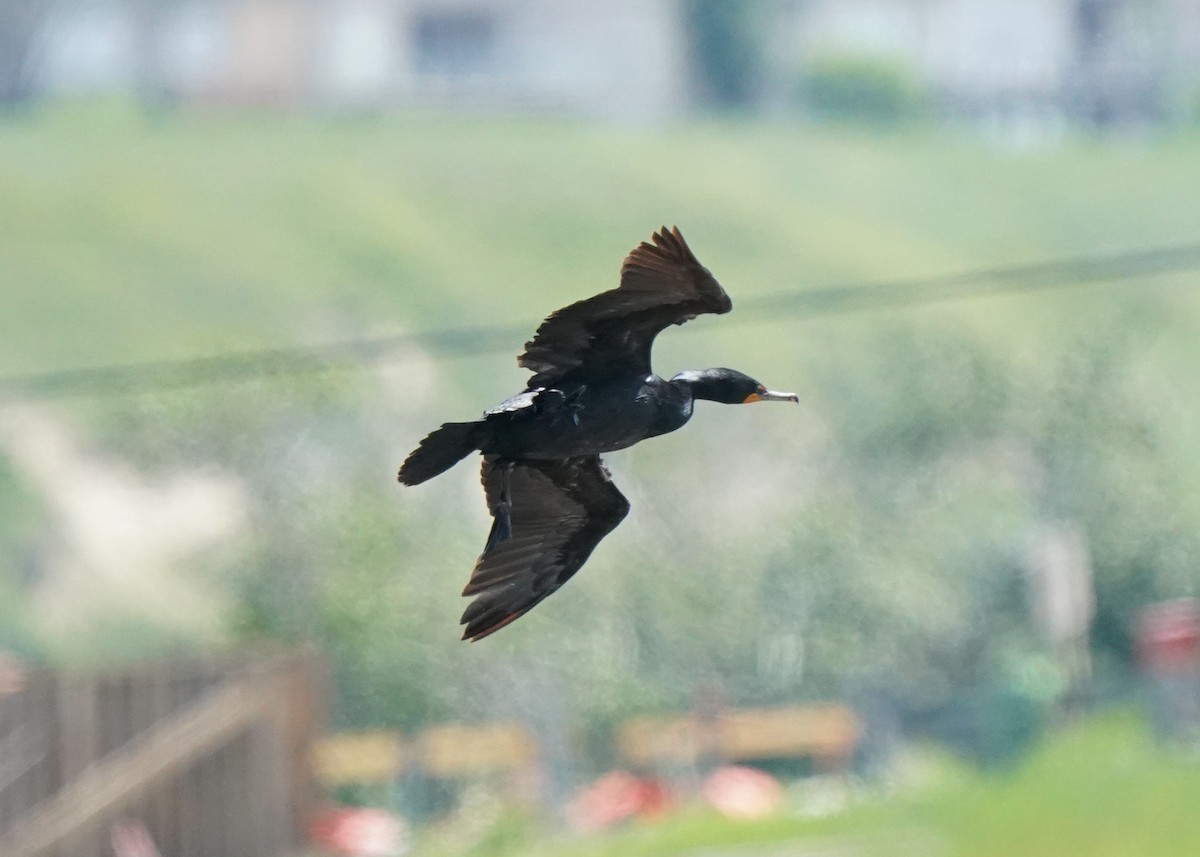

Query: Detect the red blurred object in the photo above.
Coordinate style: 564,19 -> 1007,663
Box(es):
702,766 -> 784,819
0,650 -> 26,698
311,806 -> 408,857
1137,599 -> 1200,672
567,770 -> 675,832
110,819 -> 162,857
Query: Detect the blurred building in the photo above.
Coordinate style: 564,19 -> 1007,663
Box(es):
20,0 -> 1200,124
773,0 -> 1200,127
33,0 -> 690,119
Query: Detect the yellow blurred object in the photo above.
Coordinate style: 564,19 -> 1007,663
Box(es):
619,704 -> 858,768
312,722 -> 539,786
420,723 -> 536,778
312,731 -> 405,787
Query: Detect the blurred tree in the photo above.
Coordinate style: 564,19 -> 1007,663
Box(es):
0,0 -> 53,108
801,54 -> 924,126
47,307 -> 1198,770
130,0 -> 186,112
681,0 -> 768,108
0,454 -> 45,656
1020,323 -> 1200,667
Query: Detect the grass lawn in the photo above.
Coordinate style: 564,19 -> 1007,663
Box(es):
5,101 -> 1200,378
6,100 -> 1200,508
411,714 -> 1200,857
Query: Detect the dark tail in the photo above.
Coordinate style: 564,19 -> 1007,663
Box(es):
398,421 -> 486,485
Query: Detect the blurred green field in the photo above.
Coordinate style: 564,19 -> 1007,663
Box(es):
3,99 -> 1200,693
7,101 -> 1200,522
4,102 -> 1200,377
412,715 -> 1200,857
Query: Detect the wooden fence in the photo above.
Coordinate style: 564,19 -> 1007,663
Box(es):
0,649 -> 323,857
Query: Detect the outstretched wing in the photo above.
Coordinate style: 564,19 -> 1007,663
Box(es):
518,226 -> 732,387
460,455 -> 630,641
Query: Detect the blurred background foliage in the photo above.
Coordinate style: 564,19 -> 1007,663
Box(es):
1,4 -> 1200,852
801,54 -> 925,125
2,103 -> 1199,770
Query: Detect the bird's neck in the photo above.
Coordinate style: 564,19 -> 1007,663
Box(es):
670,370 -> 723,403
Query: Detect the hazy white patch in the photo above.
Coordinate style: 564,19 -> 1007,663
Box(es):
374,335 -> 439,410
374,336 -> 444,492
0,405 -> 248,641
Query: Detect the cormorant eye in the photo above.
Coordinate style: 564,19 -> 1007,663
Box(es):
756,385 -> 767,395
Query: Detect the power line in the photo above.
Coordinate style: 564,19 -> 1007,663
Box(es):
3,241 -> 1199,400
739,241 -> 1200,316
0,324 -> 521,399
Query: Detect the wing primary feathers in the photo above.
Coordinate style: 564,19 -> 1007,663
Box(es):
460,456 -> 630,641
517,226 -> 731,387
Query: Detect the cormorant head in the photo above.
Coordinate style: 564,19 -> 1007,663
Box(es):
671,368 -> 799,405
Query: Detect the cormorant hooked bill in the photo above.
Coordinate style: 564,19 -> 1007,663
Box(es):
398,226 -> 797,641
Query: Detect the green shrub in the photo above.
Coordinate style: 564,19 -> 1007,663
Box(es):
801,54 -> 924,125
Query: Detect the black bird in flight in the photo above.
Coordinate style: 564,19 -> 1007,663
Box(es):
398,227 -> 797,641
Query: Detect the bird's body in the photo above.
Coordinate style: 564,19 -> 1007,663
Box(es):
399,227 -> 797,641
480,375 -> 692,460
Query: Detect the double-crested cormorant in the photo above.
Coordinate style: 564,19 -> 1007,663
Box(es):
398,227 -> 797,641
